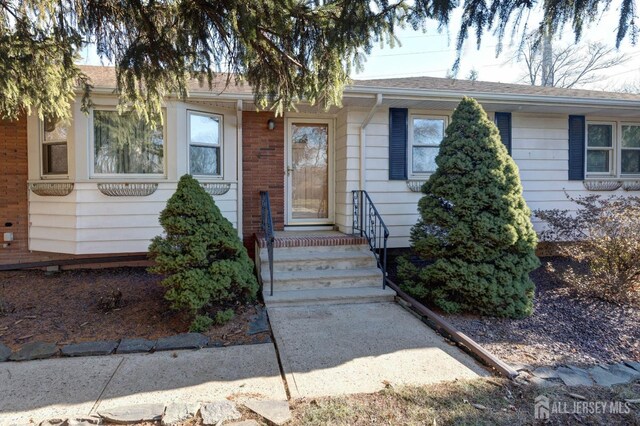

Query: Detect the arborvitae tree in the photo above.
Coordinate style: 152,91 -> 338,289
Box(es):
399,97 -> 539,318
149,175 -> 258,325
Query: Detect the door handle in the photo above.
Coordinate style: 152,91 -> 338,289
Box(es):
287,167 -> 294,176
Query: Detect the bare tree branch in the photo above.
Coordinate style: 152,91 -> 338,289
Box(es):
513,34 -> 627,88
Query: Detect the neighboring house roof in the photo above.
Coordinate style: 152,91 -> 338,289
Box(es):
79,65 -> 640,105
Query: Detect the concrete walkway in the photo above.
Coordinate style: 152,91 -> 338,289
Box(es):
0,302 -> 490,424
0,344 -> 287,425
268,302 -> 488,398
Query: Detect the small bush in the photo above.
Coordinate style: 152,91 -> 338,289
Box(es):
399,97 -> 539,318
189,314 -> 214,332
148,174 -> 258,328
536,194 -> 640,304
214,308 -> 235,325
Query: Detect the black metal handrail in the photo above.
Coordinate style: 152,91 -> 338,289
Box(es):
260,191 -> 275,296
352,190 -> 389,289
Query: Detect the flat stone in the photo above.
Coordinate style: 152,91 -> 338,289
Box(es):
116,338 -> 156,354
226,421 -> 260,426
40,419 -> 66,426
98,404 -> 165,424
510,363 -> 532,372
244,399 -> 291,425
9,342 -> 59,361
532,366 -> 558,379
161,402 -> 199,426
200,401 -> 241,425
155,333 -> 208,351
61,341 -> 118,357
556,366 -> 594,387
608,363 -> 640,379
248,306 -> 270,335
0,342 -> 11,362
589,366 -> 631,387
67,417 -> 103,426
567,365 -> 590,375
623,360 -> 640,373
250,334 -> 272,344
528,376 -> 559,388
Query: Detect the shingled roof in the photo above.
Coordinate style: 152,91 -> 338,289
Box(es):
353,76 -> 640,101
79,65 -> 640,102
79,65 -> 253,95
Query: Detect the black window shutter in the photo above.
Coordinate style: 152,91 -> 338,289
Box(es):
494,112 -> 512,155
389,108 -> 408,180
568,115 -> 586,181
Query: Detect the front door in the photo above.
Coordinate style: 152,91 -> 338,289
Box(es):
286,119 -> 334,225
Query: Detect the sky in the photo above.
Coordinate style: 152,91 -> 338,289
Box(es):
352,6 -> 640,90
80,4 -> 640,91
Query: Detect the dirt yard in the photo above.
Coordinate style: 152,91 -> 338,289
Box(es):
389,254 -> 640,368
0,267 -> 266,350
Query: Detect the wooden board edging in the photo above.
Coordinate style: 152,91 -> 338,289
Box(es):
385,278 -> 519,379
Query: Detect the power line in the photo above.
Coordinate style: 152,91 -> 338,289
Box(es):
374,44 -> 499,57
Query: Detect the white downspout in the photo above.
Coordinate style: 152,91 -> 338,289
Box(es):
236,99 -> 243,239
359,93 -> 383,190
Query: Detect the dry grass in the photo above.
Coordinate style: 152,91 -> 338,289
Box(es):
118,378 -> 640,426
290,378 -> 640,426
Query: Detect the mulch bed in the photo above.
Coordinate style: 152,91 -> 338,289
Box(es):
388,253 -> 640,368
0,267 -> 267,351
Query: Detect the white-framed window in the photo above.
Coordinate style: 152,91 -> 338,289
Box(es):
621,123 -> 640,175
585,121 -> 640,178
91,109 -> 165,176
188,111 -> 222,177
41,117 -> 68,176
586,122 -> 615,176
409,115 -> 447,175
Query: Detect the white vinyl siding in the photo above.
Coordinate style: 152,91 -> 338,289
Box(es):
27,100 -> 240,255
351,109 -> 638,248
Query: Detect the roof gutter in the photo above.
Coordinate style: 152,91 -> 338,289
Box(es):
360,94 -> 383,191
87,87 -> 256,102
345,85 -> 640,110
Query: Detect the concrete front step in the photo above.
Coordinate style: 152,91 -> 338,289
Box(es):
263,267 -> 383,291
263,286 -> 396,307
260,249 -> 377,273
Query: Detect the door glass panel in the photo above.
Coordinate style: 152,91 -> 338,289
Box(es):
291,123 -> 329,220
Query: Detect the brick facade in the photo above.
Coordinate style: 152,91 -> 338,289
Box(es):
0,116 -> 30,265
242,111 -> 285,256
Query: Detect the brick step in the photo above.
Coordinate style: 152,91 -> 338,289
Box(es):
263,286 -> 396,307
